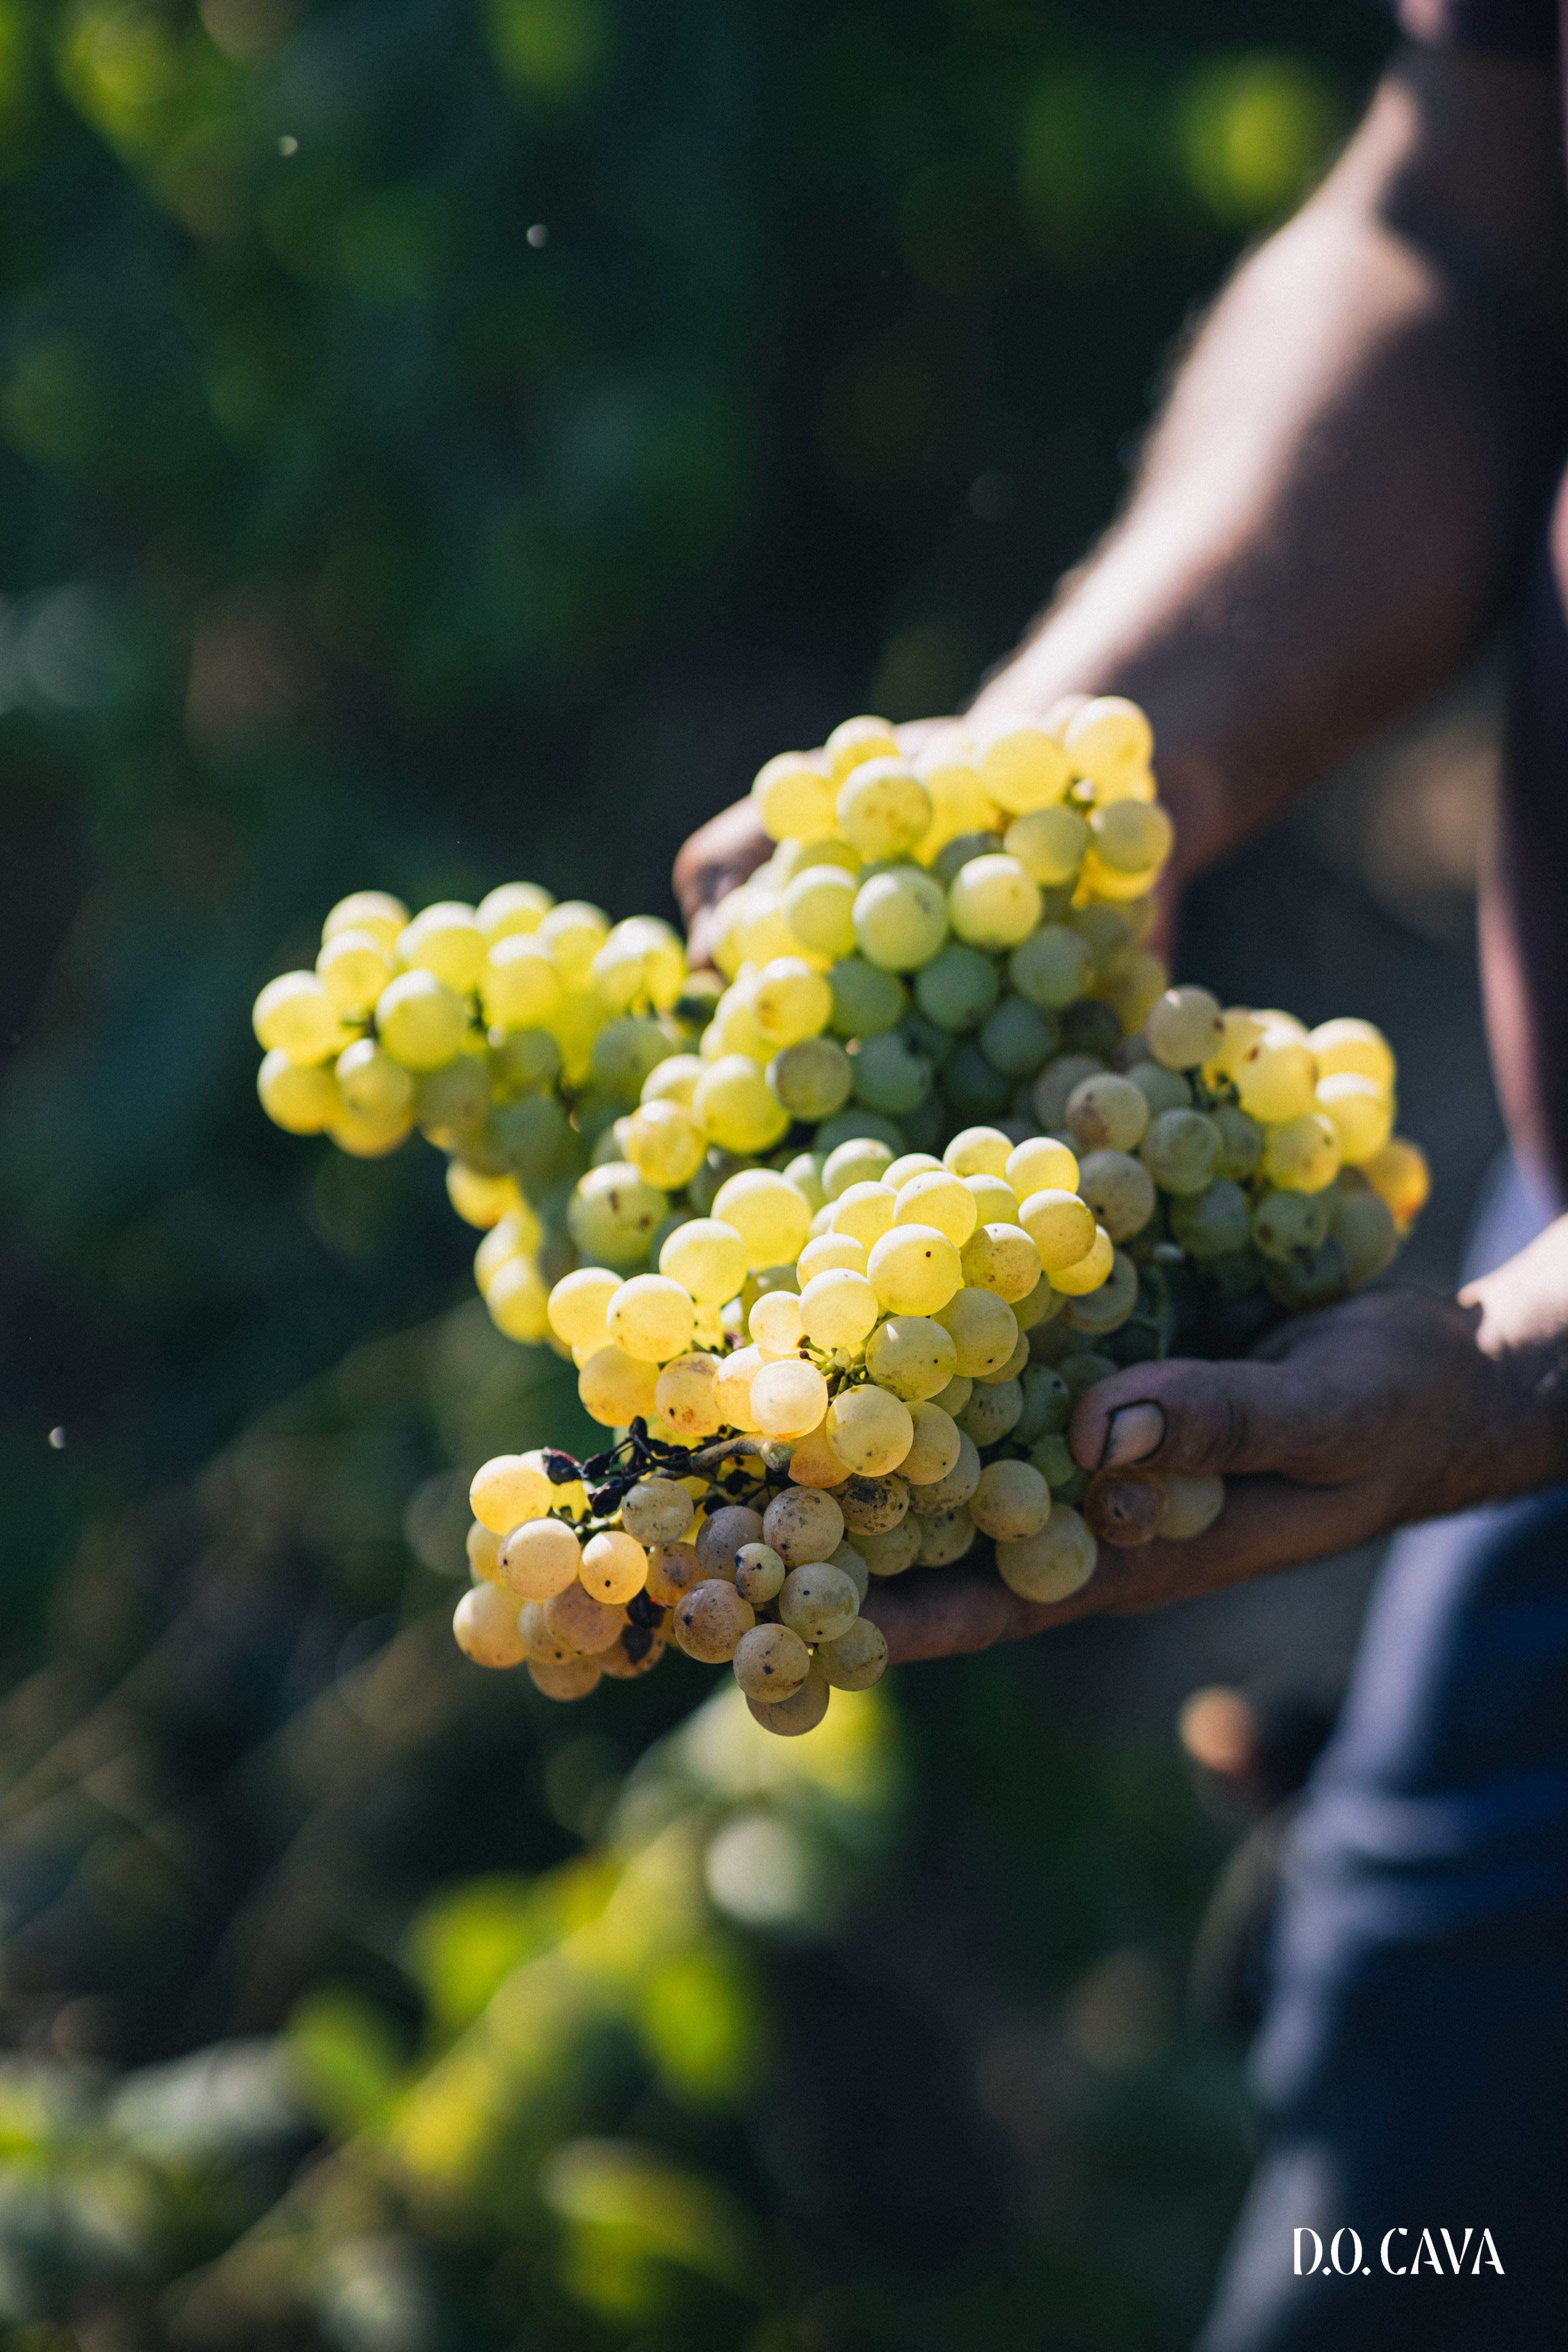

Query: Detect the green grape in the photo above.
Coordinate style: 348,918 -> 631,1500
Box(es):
624,1099 -> 706,1189
1252,1187 -> 1330,1262
607,1274 -> 696,1363
1066,1072 -> 1149,1154
590,1016 -> 668,1102
813,1108 -> 906,1160
486,1092 -> 572,1189
778,1562 -> 860,1644
1059,1000 -> 1124,1060
372,970 -> 466,1070
476,880 -> 552,940
258,1050 -> 338,1134
909,1428 -> 980,1511
948,854 -> 1042,950
996,1506 -> 1097,1603
825,1383 -> 914,1475
854,1520 -> 922,1578
694,1056 -> 792,1154
1208,1100 -> 1263,1179
318,926 -> 395,1018
822,1135 -> 896,1199
323,890 -> 408,952
1263,1236 -> 1350,1312
1170,1180 -> 1252,1258
768,1036 -> 852,1121
886,1151 -> 944,1188
1004,804 -> 1088,886
836,758 -> 932,861
830,1181 -> 899,1248
930,1374 -> 972,1416
1124,1059 -> 1192,1119
979,996 -> 1058,1078
914,942 -> 999,1032
972,1458 -> 1052,1541
1262,1112 -> 1342,1194
480,934 -> 560,1030
1015,1363 -> 1070,1443
894,1170 -> 978,1246
1070,904 -> 1133,976
828,956 -> 908,1038
1074,1148 -> 1154,1244
854,867 -> 948,971
732,1622 -> 812,1704
568,1162 -> 666,1268
538,900 -> 611,985
1330,1183 -> 1400,1285
489,1026 -> 563,1098
1062,1248 -> 1138,1334
836,1474 -> 910,1537
1140,1108 -> 1222,1196
784,1150 -> 828,1210
398,901 -> 486,992
750,1667 -> 832,1736
733,1542 -> 788,1604
1090,798 -> 1173,874
852,1030 -> 933,1116
800,1268 -> 880,1350
942,1041 -> 1012,1120
782,865 -> 858,960
936,1285 -> 1019,1377
900,1399 -> 962,1486
956,1378 -> 1022,1446
816,1616 -> 890,1690
1008,924 -> 1092,1010
932,830 -> 1004,887
712,1167 -> 812,1268
1031,1052 -> 1106,1133
914,1504 -> 977,1566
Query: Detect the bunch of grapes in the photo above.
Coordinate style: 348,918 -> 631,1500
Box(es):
250,694 -> 1430,1735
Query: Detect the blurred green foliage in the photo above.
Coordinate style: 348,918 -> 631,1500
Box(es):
0,0 -> 1390,2344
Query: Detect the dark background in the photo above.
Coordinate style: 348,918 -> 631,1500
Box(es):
0,4 -> 1505,2348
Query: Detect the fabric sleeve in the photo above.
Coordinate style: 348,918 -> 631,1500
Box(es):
1391,0 -> 1558,52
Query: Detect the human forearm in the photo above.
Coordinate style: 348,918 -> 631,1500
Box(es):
969,48 -> 1568,878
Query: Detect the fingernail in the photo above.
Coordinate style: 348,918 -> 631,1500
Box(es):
1102,1402 -> 1164,1468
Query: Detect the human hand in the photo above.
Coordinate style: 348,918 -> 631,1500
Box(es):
862,1272 -> 1568,1664
672,717 -> 956,966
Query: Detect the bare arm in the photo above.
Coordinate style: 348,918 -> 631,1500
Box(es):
677,44 -> 1568,924
968,42 -> 1568,878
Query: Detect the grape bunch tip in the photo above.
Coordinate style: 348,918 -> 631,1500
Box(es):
252,696 -> 1428,1734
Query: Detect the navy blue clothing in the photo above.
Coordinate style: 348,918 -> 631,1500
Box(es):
1198,1162 -> 1568,2346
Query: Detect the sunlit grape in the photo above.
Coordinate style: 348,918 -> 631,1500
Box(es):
866,1222 -> 964,1316
1090,798 -> 1172,874
853,866 -> 948,970
1049,1223 -> 1113,1296
1363,1136 -> 1430,1230
836,758 -> 932,862
694,1054 -> 792,1153
826,1384 -> 914,1475
258,1050 -> 338,1134
713,1344 -> 764,1432
936,1285 -> 1020,1378
606,1274 -> 696,1363
749,1289 -> 804,1358
398,901 -> 486,992
480,934 -> 561,1030
454,1582 -> 527,1668
1062,694 -> 1153,785
1262,1112 -> 1342,1194
948,853 -> 1042,950
654,1352 -> 724,1438
822,1136 -> 895,1200
568,1162 -> 666,1266
1236,1034 -> 1318,1122
580,1530 -> 649,1606
1308,1016 -> 1395,1090
712,1168 -> 812,1271
996,1506 -> 1098,1602
942,1124 -> 1011,1179
323,889 -> 408,953
486,1256 -> 550,1342
318,926 -> 394,1018
254,970 -> 352,1066
1316,1072 -> 1394,1164
830,1181 -> 900,1249
546,1266 -> 618,1354
1004,804 -> 1088,886
1014,1186 -> 1095,1274
476,881 -> 552,942
497,1518 -> 582,1602
1144,985 -> 1224,1072
753,748 -> 836,841
750,1356 -> 830,1440
370,970 -> 468,1071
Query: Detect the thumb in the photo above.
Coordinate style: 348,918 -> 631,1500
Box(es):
1068,1354 -> 1352,1485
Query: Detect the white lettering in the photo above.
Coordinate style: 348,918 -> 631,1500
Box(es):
1330,2228 -> 1364,2276
1438,2228 -> 1472,2275
1380,2228 -> 1408,2275
1294,2228 -> 1323,2276
1474,2229 -> 1504,2276
1412,2229 -> 1444,2274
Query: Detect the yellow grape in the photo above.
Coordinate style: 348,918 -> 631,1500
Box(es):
948,854 -> 1042,950
826,714 -> 900,780
1261,1113 -> 1342,1195
1235,1035 -> 1318,1122
257,1050 -> 337,1134
654,1352 -> 725,1437
1017,1188 -> 1097,1273
498,1518 -> 582,1600
750,1357 -> 830,1439
995,1506 -> 1098,1602
1308,1016 -> 1396,1091
976,722 -> 1072,814
578,1343 -> 660,1427
944,1125 -> 1014,1179
714,1168 -> 812,1270
1316,1072 -> 1394,1164
694,1055 -> 791,1153
830,1181 -> 899,1249
1062,694 -> 1154,785
317,927 -> 394,1016
796,1232 -> 868,1282
972,1460 -> 1052,1541
660,1218 -> 748,1308
622,1098 -> 706,1190
470,1452 -> 556,1533
322,889 -> 408,953
894,1170 -> 978,1247
836,758 -> 932,862
480,934 -> 561,1028
935,1286 -> 1020,1378
1364,1136 -> 1430,1230
866,1224 -> 964,1316
376,970 -> 468,1070
902,1400 -> 962,1485
1004,804 -> 1089,884
1050,1224 -> 1114,1296
607,1274 -> 696,1363
253,970 -> 352,1066
799,1268 -> 880,1350
960,1223 -> 1043,1304
864,1316 -> 958,1401
446,1162 -> 521,1230
580,1530 -> 648,1604
453,1583 -> 526,1668
398,901 -> 486,992
825,1384 -> 914,1476
486,1256 -> 551,1342
753,750 -> 838,842
476,880 -> 554,940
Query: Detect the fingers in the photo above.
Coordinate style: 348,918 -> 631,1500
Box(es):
1068,1354 -> 1359,1486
